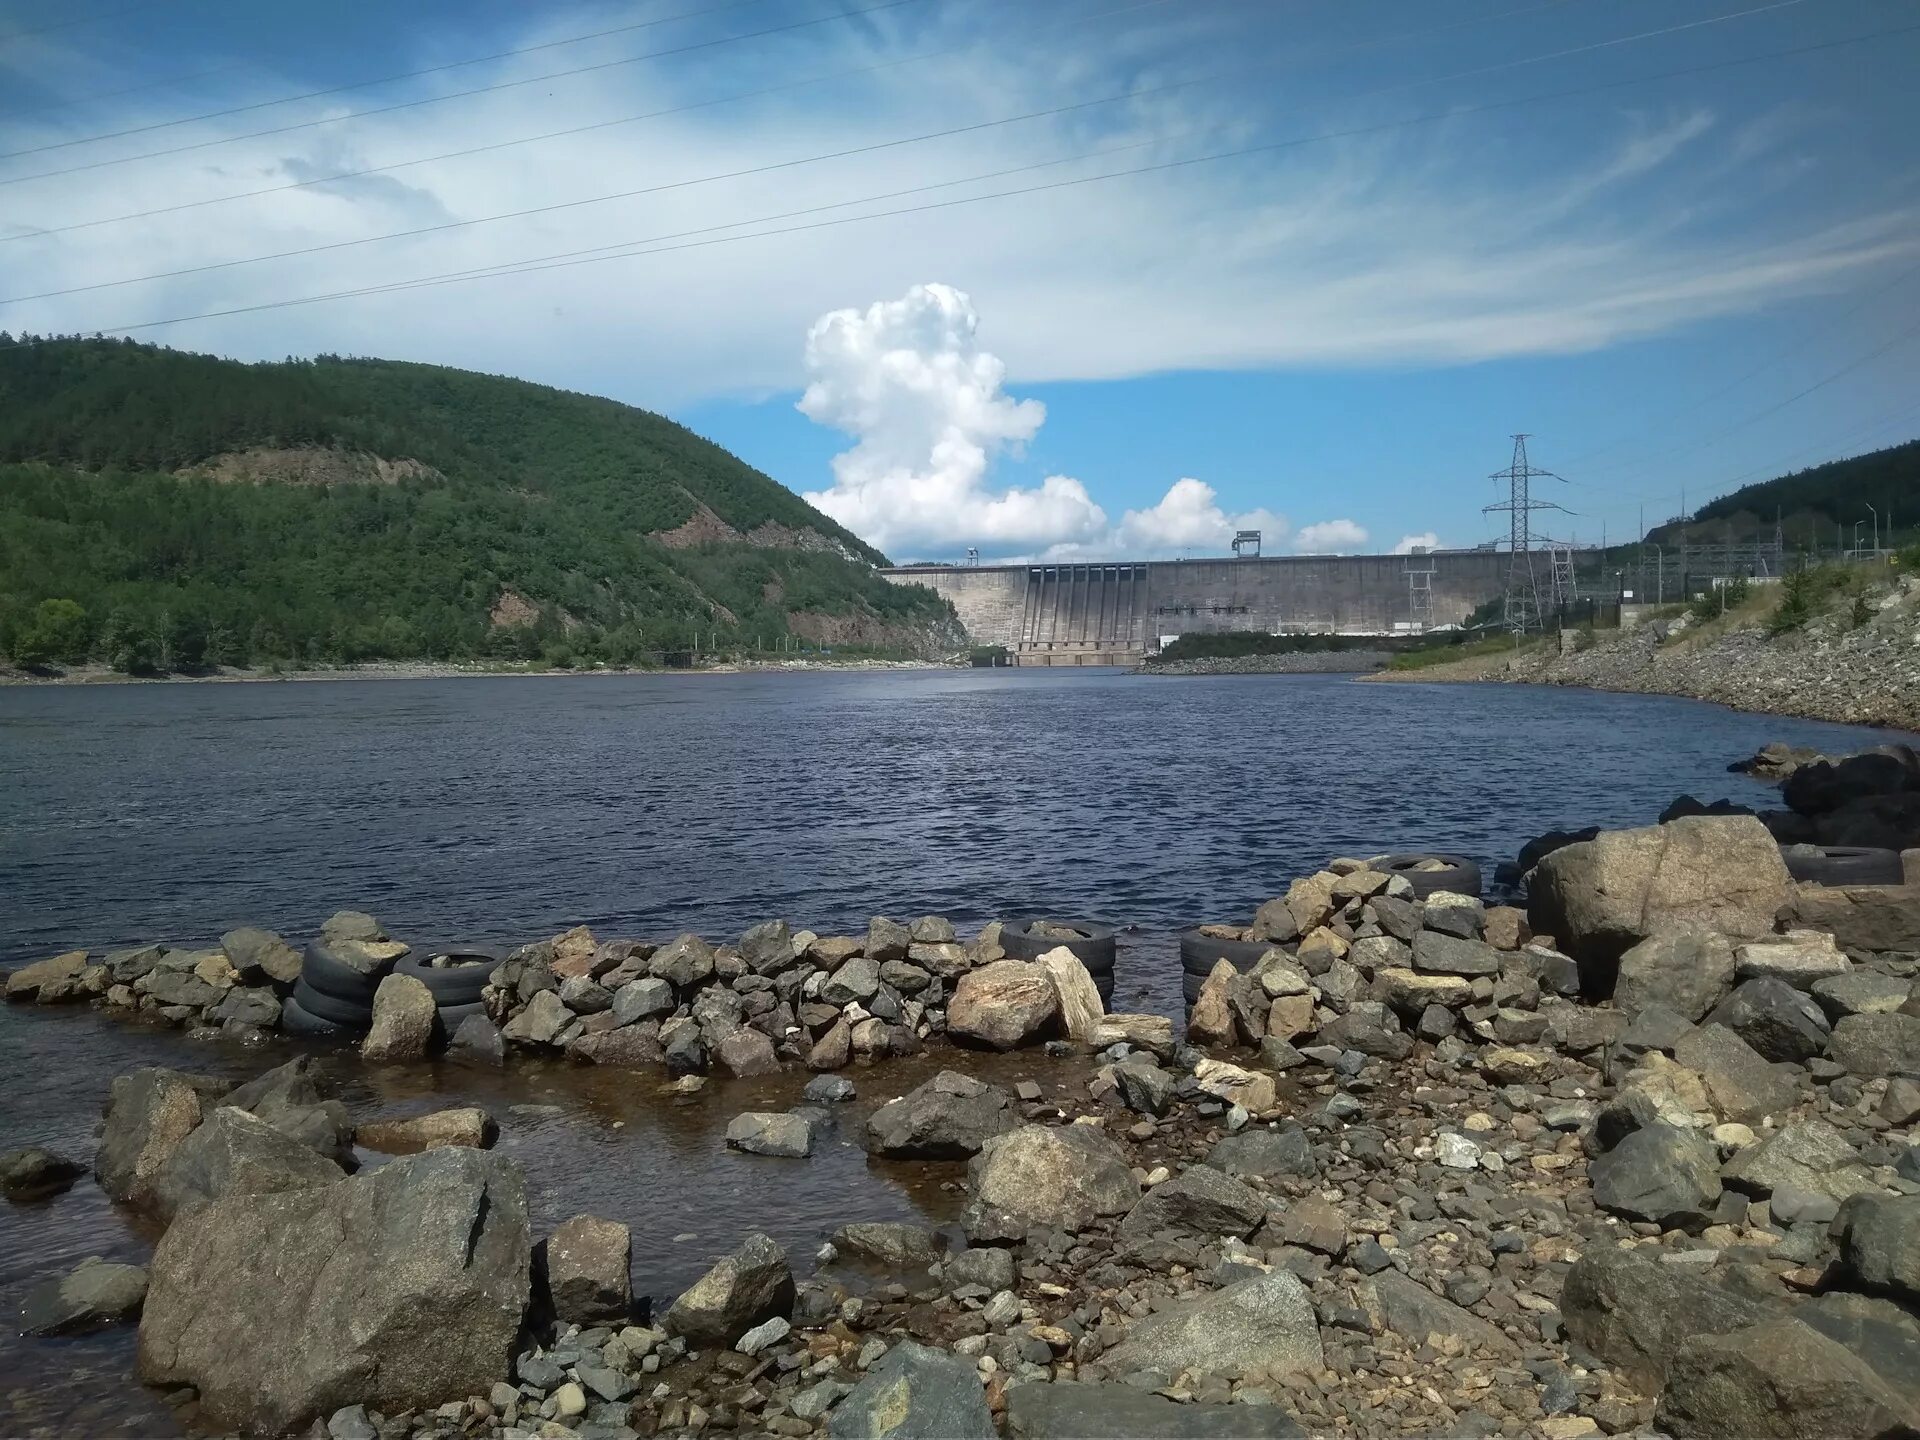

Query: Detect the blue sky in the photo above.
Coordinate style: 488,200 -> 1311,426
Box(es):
1,0 -> 1914,562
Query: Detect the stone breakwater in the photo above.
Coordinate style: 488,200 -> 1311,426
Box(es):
5,812 -> 1920,1439
1366,582 -> 1920,732
1143,651 -> 1390,677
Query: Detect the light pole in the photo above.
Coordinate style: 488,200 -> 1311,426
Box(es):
1867,504 -> 1879,555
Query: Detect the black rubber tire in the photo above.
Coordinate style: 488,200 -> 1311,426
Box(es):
290,978 -> 373,1030
280,993 -> 352,1038
1179,926 -> 1273,978
396,949 -> 500,1006
298,937 -> 387,1004
1094,973 -> 1115,1007
999,918 -> 1116,975
1370,853 -> 1483,900
1780,844 -> 1904,887
434,999 -> 489,1035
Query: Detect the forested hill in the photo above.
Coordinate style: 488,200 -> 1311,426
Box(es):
1651,438 -> 1919,547
0,336 -> 958,672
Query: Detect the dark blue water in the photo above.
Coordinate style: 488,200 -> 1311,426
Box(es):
1,669 -> 1906,1012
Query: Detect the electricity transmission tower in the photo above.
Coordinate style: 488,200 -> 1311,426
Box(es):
1404,548 -> 1436,632
1483,434 -> 1572,634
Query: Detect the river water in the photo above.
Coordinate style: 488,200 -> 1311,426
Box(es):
0,669 -> 1908,1435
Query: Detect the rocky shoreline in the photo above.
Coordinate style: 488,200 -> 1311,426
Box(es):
5,798 -> 1920,1438
1141,652 -> 1391,677
1364,579 -> 1920,732
0,657 -> 957,687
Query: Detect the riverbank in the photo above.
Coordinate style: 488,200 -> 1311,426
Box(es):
1140,651 -> 1390,676
0,656 -> 959,687
1365,576 -> 1920,732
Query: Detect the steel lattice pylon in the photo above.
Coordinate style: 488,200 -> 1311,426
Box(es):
1482,434 -> 1573,634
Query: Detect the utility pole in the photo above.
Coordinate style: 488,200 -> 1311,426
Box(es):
1483,434 -> 1574,635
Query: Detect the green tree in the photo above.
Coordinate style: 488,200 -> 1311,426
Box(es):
10,597 -> 90,666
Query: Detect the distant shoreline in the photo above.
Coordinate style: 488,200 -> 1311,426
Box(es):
0,658 -> 961,688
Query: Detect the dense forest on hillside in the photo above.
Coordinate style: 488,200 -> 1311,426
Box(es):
1654,438 -> 1918,547
0,338 -> 955,672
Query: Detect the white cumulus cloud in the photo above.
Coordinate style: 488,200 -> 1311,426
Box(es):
1392,531 -> 1442,554
1294,519 -> 1370,554
1113,479 -> 1289,558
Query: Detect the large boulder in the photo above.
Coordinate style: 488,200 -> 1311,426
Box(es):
1528,817 -> 1791,987
827,1340 -> 994,1439
1828,1012 -> 1920,1077
1,1146 -> 85,1201
1358,1270 -> 1516,1357
1096,1269 -> 1322,1381
1706,977 -> 1831,1063
1721,1120 -> 1878,1203
965,1125 -> 1138,1237
726,1112 -> 813,1158
356,1107 -> 497,1154
19,1258 -> 148,1335
5,949 -> 90,1002
946,960 -> 1059,1050
1005,1379 -> 1305,1437
662,1232 -> 793,1346
221,927 -> 302,986
226,1057 -> 356,1170
1589,1122 -> 1722,1228
1835,1194 -> 1920,1306
1613,929 -> 1736,1021
1673,1024 -> 1799,1124
1656,1316 -> 1920,1439
541,1214 -> 631,1325
1207,1128 -> 1316,1181
1036,947 -> 1104,1043
153,1107 -> 344,1222
1790,884 -> 1920,955
1560,1247 -> 1781,1389
137,1148 -> 530,1434
865,1071 -> 1017,1159
361,973 -> 437,1061
1118,1164 -> 1264,1243
96,1068 -> 208,1210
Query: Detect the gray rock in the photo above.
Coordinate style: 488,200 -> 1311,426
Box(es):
803,1074 -> 856,1104
947,960 -> 1059,1050
1835,1194 -> 1920,1306
866,917 -> 912,964
1411,931 -> 1502,977
828,1339 -> 993,1439
661,1017 -> 706,1075
221,927 -> 303,986
325,1404 -> 376,1440
1722,1119 -> 1878,1202
830,1222 -> 942,1267
1560,1246 -> 1781,1389
1006,1380 -> 1305,1437
211,986 -> 282,1029
1118,1164 -> 1264,1242
501,990 -> 569,1046
319,909 -> 384,943
1096,1269 -> 1323,1381
449,1013 -> 506,1065
1360,1269 -> 1517,1357
18,1257 -> 147,1335
725,1112 -> 813,1158
648,934 -> 715,989
822,956 -> 882,1007
1674,1024 -> 1800,1124
865,1071 -> 1016,1159
1828,1012 -> 1920,1077
1656,1315 -> 1919,1439
1,1145 -> 85,1200
611,977 -> 674,1025
360,973 -> 436,1062
137,1148 -> 530,1434
1706,977 -> 1831,1064
943,1247 -> 1015,1293
1590,1121 -> 1722,1228
557,974 -> 612,1014
226,1058 -> 355,1169
1614,929 -> 1737,1021
138,970 -> 221,1009
966,1124 -> 1138,1238
663,1232 -> 794,1346
1812,972 -> 1913,1021
1114,1060 -> 1176,1117
542,1214 -> 631,1325
714,1026 -> 781,1078
153,1106 -> 344,1222
1796,1291 -> 1920,1413
1206,1128 -> 1316,1180
739,919 -> 796,974
96,1068 -> 208,1210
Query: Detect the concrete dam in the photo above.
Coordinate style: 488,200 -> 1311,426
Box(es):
883,552 -> 1514,665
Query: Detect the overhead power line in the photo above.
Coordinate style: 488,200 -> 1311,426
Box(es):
0,0 -> 1814,306
0,0 -> 927,185
32,17 -> 1913,343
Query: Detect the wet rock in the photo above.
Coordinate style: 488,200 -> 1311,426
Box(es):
1828,1012 -> 1920,1077
726,1111 -> 813,1158
1561,1247 -> 1781,1389
1590,1121 -> 1722,1228
1613,929 -> 1737,1021
1095,1269 -> 1323,1381
1529,816 -> 1792,983
1118,1164 -> 1264,1242
356,1107 -> 497,1154
542,1214 -> 631,1325
1706,977 -> 1831,1063
1835,1194 -> 1920,1306
1006,1379 -> 1305,1437
803,1074 -> 856,1104
360,973 -> 436,1062
501,990 -> 569,1046
210,986 -> 281,1029
137,1148 -> 529,1434
662,1016 -> 707,1075
1673,1024 -> 1799,1124
1360,1269 -> 1517,1357
1721,1119 -> 1877,1202
557,974 -> 611,1014
714,1025 -> 781,1077
1,1146 -> 85,1201
663,1232 -> 794,1346
1114,1059 -> 1176,1116
153,1106 -> 344,1222
1207,1127 -> 1316,1180
865,1071 -> 1016,1159
1036,947 -> 1104,1042
944,1246 -> 1015,1292
221,927 -> 303,986
96,1068 -> 207,1210
19,1257 -> 147,1335
569,1022 -> 666,1068
830,1222 -> 942,1267
1656,1316 -> 1919,1439
5,949 -> 89,1002
947,960 -> 1059,1050
137,969 -> 221,1009
966,1124 -> 1138,1237
649,934 -> 716,988
611,976 -> 675,1025
808,1019 -> 853,1071
827,1339 -> 993,1439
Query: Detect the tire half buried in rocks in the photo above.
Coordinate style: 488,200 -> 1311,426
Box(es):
1179,926 -> 1273,980
297,937 -> 385,1005
395,948 -> 502,1007
289,979 -> 372,1032
1371,852 -> 1483,899
280,993 -> 353,1038
1780,844 -> 1903,887
999,919 -> 1117,977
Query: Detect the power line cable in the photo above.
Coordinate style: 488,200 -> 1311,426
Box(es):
0,0 -> 1809,305
0,61 -> 255,121
36,17 -> 1913,341
0,0 -> 928,183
